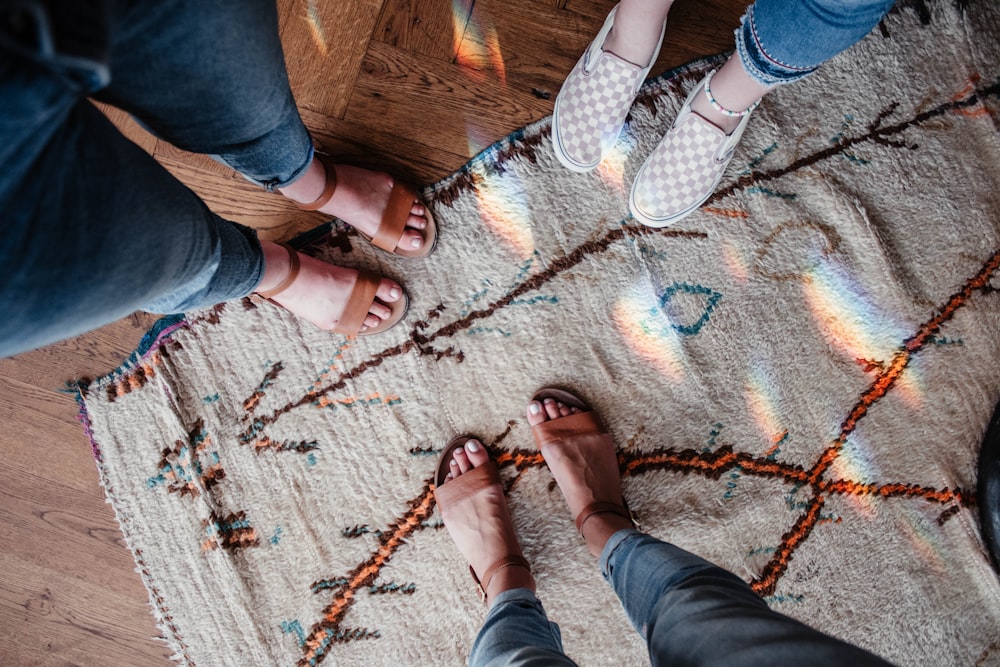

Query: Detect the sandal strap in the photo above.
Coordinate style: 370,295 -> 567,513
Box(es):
532,411 -> 604,450
255,243 -> 300,299
433,462 -> 500,507
473,555 -> 532,604
574,501 -> 633,534
296,157 -> 338,211
333,269 -> 380,335
372,182 -> 416,253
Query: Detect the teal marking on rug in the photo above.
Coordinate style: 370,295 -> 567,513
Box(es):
723,466 -> 743,501
654,283 -> 723,336
368,582 -> 416,595
741,142 -> 779,175
270,526 -> 283,545
703,422 -> 724,453
312,578 -> 350,593
202,393 -> 220,403
746,186 -> 797,199
747,545 -> 778,557
281,619 -> 307,647
764,593 -> 806,605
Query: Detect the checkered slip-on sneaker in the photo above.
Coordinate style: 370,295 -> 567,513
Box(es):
552,5 -> 665,173
628,72 -> 755,227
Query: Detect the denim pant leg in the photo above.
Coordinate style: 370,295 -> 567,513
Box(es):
736,0 -> 898,85
601,529 -> 896,667
0,90 -> 264,358
469,588 -> 578,667
95,0 -> 314,189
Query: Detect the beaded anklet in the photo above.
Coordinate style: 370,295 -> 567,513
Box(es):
703,69 -> 760,118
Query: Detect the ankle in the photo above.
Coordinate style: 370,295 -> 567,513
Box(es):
580,513 -> 634,558
277,157 -> 327,205
485,564 -> 535,602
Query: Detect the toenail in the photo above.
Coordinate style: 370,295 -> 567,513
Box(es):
389,287 -> 400,299
544,398 -> 555,404
450,459 -> 458,467
529,402 -> 541,414
410,237 -> 421,248
465,440 -> 480,452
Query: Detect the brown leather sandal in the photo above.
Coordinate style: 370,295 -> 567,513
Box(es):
255,243 -> 408,336
530,387 -> 638,534
433,435 -> 531,604
296,157 -> 438,259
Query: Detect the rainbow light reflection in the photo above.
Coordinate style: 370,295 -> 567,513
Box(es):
595,133 -> 635,199
743,365 -> 786,450
452,4 -> 506,85
829,436 -> 880,517
802,260 -> 924,408
472,175 -> 536,260
305,0 -> 329,56
613,285 -> 685,382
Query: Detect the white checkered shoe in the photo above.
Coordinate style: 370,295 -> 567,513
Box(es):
552,5 -> 665,173
629,72 -> 755,227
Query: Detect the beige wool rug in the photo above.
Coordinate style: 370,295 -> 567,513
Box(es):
76,2 -> 1000,665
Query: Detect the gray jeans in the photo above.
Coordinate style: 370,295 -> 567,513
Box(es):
470,530 -> 896,666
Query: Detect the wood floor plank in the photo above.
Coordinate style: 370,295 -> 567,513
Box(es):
279,0 -> 386,118
299,108 -> 469,185
0,553 -> 168,666
350,40 -> 553,160
374,0 -> 474,62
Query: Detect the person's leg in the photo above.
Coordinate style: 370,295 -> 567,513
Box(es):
0,5 -> 403,357
433,438 -> 577,667
629,0 -> 896,227
692,0 -> 899,134
601,531 -> 895,666
97,0 -> 431,255
551,0 -> 672,172
526,391 -> 895,667
978,400 -> 1000,571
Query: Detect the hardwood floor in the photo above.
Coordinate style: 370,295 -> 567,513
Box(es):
0,0 -> 744,663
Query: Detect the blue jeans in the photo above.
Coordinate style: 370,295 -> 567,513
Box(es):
736,0 -> 897,85
470,530 -> 895,666
0,0 -> 313,357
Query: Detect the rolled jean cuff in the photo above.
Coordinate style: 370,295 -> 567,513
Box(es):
142,220 -> 265,314
599,527 -> 646,580
220,130 -> 314,192
735,9 -> 819,86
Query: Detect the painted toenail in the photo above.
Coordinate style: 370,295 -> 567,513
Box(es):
389,287 -> 400,299
529,402 -> 541,414
465,440 -> 480,452
410,237 -> 421,248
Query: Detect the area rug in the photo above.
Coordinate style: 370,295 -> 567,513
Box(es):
75,2 -> 1000,665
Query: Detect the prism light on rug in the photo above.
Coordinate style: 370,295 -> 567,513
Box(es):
76,2 -> 1000,665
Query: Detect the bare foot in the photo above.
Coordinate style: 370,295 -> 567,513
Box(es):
435,439 -> 534,603
279,159 -> 429,254
527,394 -> 634,557
255,240 -> 402,333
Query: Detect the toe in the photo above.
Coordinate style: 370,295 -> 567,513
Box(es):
407,210 -> 428,230
463,439 -> 489,466
526,400 -> 547,426
376,279 -> 403,304
543,398 -> 561,420
399,228 -> 424,252
453,447 -> 472,474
